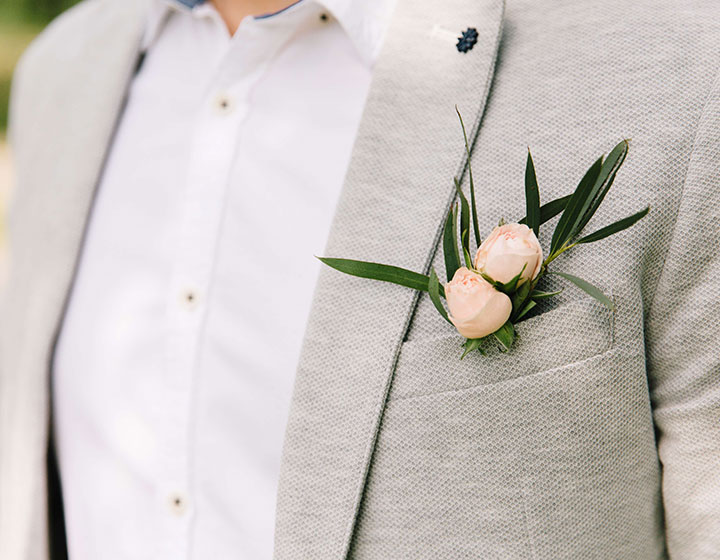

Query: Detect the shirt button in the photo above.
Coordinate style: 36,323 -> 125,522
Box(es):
180,289 -> 199,309
213,92 -> 234,114
168,492 -> 188,516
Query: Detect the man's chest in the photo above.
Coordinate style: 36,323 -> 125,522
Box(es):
50,6 -> 373,558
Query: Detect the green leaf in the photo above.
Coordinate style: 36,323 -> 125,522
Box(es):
482,263 -> 527,295
524,149 -> 541,236
428,268 -> 451,324
551,271 -> 614,310
574,140 -> 629,235
530,289 -> 564,299
512,280 -> 532,314
550,140 -> 629,254
318,257 -> 445,298
456,107 -> 482,248
462,230 -> 473,268
574,206 -> 649,245
492,321 -> 516,351
442,204 -> 461,282
514,299 -> 536,322
461,337 -> 484,360
480,272 -> 501,288
454,177 -> 471,254
519,194 -> 571,226
503,263 -> 527,294
550,156 -> 603,255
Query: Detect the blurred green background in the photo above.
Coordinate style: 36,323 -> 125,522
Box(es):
1,0 -> 81,133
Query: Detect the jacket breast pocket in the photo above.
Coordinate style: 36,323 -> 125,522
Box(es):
387,297 -> 615,401
350,298 -> 662,559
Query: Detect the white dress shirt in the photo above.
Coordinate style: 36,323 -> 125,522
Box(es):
51,0 -> 393,558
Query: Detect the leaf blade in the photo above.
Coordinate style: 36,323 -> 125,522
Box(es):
575,140 -> 629,234
511,279 -> 532,315
428,268 -> 451,323
525,149 -> 541,236
318,257 -> 444,297
442,204 -> 461,282
551,271 -> 614,310
519,194 -> 571,226
454,177 -> 471,255
456,107 -> 482,248
574,206 -> 649,245
550,157 -> 604,254
492,321 -> 516,351
530,289 -> 564,299
514,299 -> 536,322
461,338 -> 484,360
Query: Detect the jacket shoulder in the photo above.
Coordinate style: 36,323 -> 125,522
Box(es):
8,0 -> 146,146
15,0 -> 113,80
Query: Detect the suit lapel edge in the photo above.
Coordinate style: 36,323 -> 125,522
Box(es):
340,4 -> 507,555
274,1 -> 506,558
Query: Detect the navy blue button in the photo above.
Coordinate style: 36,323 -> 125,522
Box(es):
456,28 -> 479,53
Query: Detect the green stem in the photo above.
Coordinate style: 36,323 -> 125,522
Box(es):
543,242 -> 576,267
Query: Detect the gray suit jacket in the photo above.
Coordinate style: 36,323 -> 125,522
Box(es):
2,0 -> 719,558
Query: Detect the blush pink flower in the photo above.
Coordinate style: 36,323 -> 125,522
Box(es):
445,267 -> 512,339
474,223 -> 543,285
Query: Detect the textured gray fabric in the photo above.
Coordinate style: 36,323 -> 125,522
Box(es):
645,66 -> 720,558
0,1 -> 147,558
354,351 -> 661,559
2,0 -> 720,558
346,2 -> 720,558
272,0 -> 506,557
389,298 -> 614,401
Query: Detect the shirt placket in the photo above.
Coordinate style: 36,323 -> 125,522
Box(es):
157,11 -> 305,558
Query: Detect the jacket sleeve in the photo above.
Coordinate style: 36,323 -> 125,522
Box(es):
645,74 -> 720,559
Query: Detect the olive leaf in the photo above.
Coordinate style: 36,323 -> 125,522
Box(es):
461,338 -> 485,359
519,194 -> 571,227
454,177 -> 471,255
514,299 -> 536,322
442,204 -> 461,282
492,321 -> 516,351
456,107 -> 481,247
524,149 -> 541,236
574,140 -> 629,234
480,263 -> 527,295
550,157 -> 604,255
317,257 -> 445,298
574,207 -> 649,245
530,289 -> 564,299
428,268 -> 451,323
550,140 -> 630,255
550,271 -> 613,310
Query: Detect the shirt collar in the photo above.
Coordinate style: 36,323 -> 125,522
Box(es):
142,0 -> 395,66
315,0 -> 395,65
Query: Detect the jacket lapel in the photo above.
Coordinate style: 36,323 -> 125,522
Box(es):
0,1 -> 146,557
274,0 -> 505,558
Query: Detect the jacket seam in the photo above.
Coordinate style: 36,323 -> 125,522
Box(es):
645,66 -> 720,317
388,345 -> 619,403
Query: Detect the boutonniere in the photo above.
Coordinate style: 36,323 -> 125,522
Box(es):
319,110 -> 649,359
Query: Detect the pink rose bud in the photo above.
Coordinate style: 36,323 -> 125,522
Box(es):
445,267 -> 512,339
474,223 -> 543,285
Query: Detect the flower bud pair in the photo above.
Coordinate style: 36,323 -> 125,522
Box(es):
446,224 -> 542,339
